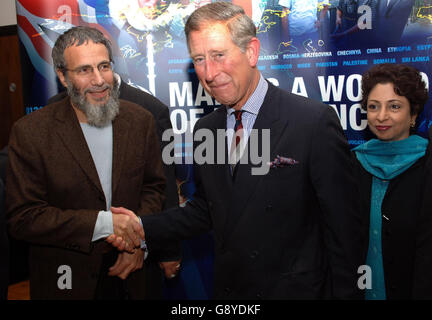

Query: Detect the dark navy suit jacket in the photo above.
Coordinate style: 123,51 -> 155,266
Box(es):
142,82 -> 366,299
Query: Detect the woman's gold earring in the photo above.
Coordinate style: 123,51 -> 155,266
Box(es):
410,121 -> 416,128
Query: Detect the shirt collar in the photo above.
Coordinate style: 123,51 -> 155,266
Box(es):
227,74 -> 268,116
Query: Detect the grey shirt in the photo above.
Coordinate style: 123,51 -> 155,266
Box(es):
80,123 -> 114,241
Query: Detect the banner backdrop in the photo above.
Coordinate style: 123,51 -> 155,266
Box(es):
16,0 -> 432,299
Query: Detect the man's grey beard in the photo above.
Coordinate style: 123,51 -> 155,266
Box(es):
67,77 -> 120,128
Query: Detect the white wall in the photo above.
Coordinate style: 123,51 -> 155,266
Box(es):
0,0 -> 17,27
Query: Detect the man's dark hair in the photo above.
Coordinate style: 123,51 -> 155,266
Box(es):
52,26 -> 113,74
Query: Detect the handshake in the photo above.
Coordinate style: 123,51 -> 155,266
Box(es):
107,206 -> 144,253
105,206 -> 181,280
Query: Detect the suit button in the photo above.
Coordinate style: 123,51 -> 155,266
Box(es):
250,250 -> 259,259
266,205 -> 272,212
225,287 -> 231,294
256,292 -> 263,299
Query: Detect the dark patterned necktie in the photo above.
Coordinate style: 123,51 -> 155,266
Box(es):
233,110 -> 243,147
230,110 -> 243,177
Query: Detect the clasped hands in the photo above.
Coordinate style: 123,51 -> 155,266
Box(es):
103,206 -> 144,280
108,206 -> 143,253
105,206 -> 181,280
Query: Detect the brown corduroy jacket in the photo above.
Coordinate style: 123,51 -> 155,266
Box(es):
6,97 -> 166,299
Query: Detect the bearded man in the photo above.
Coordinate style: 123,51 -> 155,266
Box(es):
6,26 -> 166,299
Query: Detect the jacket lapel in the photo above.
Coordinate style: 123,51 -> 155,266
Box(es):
111,110 -> 130,196
198,107 -> 234,229
208,106 -> 234,193
224,84 -> 289,238
54,98 -> 104,196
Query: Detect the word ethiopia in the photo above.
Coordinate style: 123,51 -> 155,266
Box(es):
162,129 -> 271,175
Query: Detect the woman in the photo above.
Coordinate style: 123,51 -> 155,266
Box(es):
353,63 -> 430,299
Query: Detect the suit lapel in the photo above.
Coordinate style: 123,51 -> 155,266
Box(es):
202,107 -> 234,225
213,106 -> 234,185
224,85 -> 289,238
54,98 -> 104,196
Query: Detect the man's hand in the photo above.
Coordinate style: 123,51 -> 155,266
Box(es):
159,260 -> 181,279
106,233 -> 128,251
111,206 -> 144,252
108,249 -> 144,280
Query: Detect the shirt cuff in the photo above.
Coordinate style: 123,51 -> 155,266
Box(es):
92,210 -> 114,242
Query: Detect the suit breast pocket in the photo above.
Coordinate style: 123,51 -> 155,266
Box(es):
265,165 -> 300,180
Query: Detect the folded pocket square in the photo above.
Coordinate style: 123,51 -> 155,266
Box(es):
268,155 -> 299,168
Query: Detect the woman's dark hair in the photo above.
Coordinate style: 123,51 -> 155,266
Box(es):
361,63 -> 428,118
